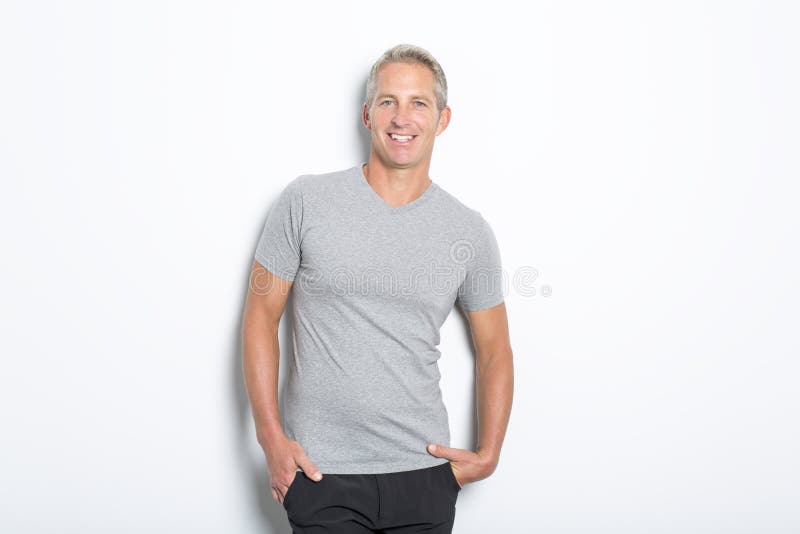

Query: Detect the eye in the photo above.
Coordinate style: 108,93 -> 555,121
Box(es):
380,100 -> 393,106
414,101 -> 427,107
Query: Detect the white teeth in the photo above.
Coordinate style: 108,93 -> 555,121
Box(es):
391,134 -> 413,141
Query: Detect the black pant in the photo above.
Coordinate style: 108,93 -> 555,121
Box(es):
282,460 -> 462,533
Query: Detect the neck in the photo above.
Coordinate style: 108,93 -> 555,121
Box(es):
362,156 -> 433,208
365,154 -> 431,183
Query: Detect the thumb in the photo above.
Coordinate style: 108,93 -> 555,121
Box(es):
427,443 -> 453,459
298,455 -> 323,482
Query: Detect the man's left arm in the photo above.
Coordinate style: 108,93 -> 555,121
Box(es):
428,301 -> 514,487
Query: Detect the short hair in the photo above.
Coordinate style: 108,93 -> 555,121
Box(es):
364,44 -> 448,113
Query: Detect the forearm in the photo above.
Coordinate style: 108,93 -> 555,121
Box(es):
241,319 -> 285,447
475,348 -> 514,469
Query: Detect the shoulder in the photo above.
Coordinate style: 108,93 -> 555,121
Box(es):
434,182 -> 491,232
293,166 -> 355,195
272,166 -> 354,210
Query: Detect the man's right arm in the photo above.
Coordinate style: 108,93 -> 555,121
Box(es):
241,259 -> 292,445
241,260 -> 322,504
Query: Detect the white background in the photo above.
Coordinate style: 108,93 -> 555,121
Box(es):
2,1 -> 798,532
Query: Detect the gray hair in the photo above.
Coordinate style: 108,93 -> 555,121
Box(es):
364,44 -> 448,113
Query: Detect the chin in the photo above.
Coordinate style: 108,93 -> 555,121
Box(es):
388,158 -> 418,168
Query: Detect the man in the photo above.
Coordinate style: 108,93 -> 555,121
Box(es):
241,44 -> 513,533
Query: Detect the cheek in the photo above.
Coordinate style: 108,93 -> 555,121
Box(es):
372,115 -> 392,131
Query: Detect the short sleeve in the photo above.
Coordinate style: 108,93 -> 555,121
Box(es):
456,217 -> 505,312
254,177 -> 304,282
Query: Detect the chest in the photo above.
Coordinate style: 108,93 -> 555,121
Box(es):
296,210 -> 467,311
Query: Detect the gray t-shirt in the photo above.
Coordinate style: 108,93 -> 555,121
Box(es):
254,163 -> 504,474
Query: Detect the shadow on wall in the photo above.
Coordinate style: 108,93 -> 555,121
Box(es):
231,77 -> 479,533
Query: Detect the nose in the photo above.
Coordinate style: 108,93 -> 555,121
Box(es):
391,104 -> 412,128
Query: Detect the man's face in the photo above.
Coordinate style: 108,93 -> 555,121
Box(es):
363,62 -> 451,171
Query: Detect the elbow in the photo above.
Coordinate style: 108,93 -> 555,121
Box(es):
476,346 -> 514,374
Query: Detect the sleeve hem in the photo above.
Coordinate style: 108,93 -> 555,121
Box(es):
458,296 -> 505,312
254,253 -> 297,283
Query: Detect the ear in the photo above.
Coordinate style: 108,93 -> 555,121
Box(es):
362,103 -> 371,130
435,105 -> 451,136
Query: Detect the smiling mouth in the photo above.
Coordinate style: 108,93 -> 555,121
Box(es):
388,133 -> 417,143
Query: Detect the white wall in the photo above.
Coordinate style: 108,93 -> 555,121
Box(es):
2,1 -> 798,532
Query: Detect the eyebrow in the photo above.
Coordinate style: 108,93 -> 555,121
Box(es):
377,94 -> 433,103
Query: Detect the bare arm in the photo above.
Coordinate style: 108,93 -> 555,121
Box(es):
427,301 -> 514,487
470,301 -> 514,471
241,260 -> 321,504
241,260 -> 292,445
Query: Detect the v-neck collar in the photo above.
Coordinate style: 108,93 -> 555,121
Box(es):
351,163 -> 439,215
